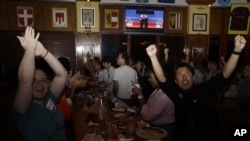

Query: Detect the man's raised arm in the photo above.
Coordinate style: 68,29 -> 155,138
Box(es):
146,45 -> 166,83
222,35 -> 246,78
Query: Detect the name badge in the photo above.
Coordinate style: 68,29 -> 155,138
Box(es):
45,98 -> 56,112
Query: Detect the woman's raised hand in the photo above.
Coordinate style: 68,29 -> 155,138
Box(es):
17,26 -> 40,52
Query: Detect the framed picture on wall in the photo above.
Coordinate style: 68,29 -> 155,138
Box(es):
104,9 -> 119,28
228,4 -> 250,34
81,8 -> 95,26
192,14 -> 207,31
192,47 -> 204,58
83,44 -> 95,57
169,11 -> 183,30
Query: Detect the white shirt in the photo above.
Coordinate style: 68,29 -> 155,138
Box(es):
113,65 -> 137,99
102,66 -> 115,93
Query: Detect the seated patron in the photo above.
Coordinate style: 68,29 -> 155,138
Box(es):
86,57 -> 104,87
113,52 -> 138,106
102,56 -> 115,94
13,27 -> 68,141
132,69 -> 175,135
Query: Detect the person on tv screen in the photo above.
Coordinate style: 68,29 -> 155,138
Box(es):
140,14 -> 148,28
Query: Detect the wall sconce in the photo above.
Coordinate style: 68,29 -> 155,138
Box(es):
84,24 -> 91,33
122,42 -> 127,46
140,41 -> 150,46
85,0 -> 91,6
159,42 -> 167,47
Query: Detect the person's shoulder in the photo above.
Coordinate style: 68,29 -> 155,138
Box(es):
100,69 -> 106,74
114,66 -> 122,72
110,66 -> 115,71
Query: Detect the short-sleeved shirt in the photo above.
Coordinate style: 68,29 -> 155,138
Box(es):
113,65 -> 137,99
159,73 -> 227,141
140,89 -> 175,125
13,90 -> 66,141
102,66 -> 115,93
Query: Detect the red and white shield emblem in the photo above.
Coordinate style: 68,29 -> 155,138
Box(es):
52,8 -> 67,28
111,11 -> 118,27
105,9 -> 119,28
17,6 -> 33,27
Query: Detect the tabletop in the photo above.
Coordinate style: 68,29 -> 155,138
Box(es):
71,94 -> 174,141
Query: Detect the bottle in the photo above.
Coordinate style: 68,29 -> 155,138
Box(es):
98,98 -> 104,120
106,91 -> 113,111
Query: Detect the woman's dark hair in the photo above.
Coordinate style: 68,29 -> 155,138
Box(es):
174,62 -> 194,77
120,52 -> 130,65
145,66 -> 159,82
58,57 -> 70,72
102,56 -> 112,64
95,58 -> 102,66
35,58 -> 54,80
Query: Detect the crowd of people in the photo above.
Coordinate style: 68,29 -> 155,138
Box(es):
13,26 -> 249,141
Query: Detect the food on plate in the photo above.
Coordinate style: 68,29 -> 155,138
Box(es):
113,113 -> 127,119
112,108 -> 126,112
83,132 -> 102,141
136,127 -> 167,139
112,119 -> 127,131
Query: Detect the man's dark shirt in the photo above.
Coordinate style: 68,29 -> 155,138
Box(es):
159,73 -> 227,141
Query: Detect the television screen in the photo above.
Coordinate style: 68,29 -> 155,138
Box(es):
124,6 -> 165,33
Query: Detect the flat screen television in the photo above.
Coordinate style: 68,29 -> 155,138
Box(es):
124,6 -> 165,33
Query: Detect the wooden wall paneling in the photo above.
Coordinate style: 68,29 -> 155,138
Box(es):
0,1 -> 9,30
99,5 -> 124,33
130,35 -> 157,64
222,8 -> 231,35
165,6 -> 188,34
0,31 -> 24,73
100,34 -> 127,67
159,35 -> 186,59
75,33 -> 101,73
187,35 -> 209,62
43,2 -> 76,31
38,31 -> 76,68
209,8 -> 223,35
0,31 -> 76,75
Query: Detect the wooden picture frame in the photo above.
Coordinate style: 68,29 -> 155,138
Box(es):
192,13 -> 207,31
81,8 -> 94,27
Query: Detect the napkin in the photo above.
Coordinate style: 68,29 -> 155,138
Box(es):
87,121 -> 99,126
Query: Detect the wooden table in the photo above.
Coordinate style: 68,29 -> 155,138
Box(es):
72,97 -> 174,141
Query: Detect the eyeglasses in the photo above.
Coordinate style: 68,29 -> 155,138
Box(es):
33,79 -> 49,84
176,72 -> 192,79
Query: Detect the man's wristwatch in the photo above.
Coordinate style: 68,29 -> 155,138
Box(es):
232,50 -> 241,55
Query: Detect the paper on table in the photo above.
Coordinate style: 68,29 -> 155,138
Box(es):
112,97 -> 129,108
87,121 -> 99,126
